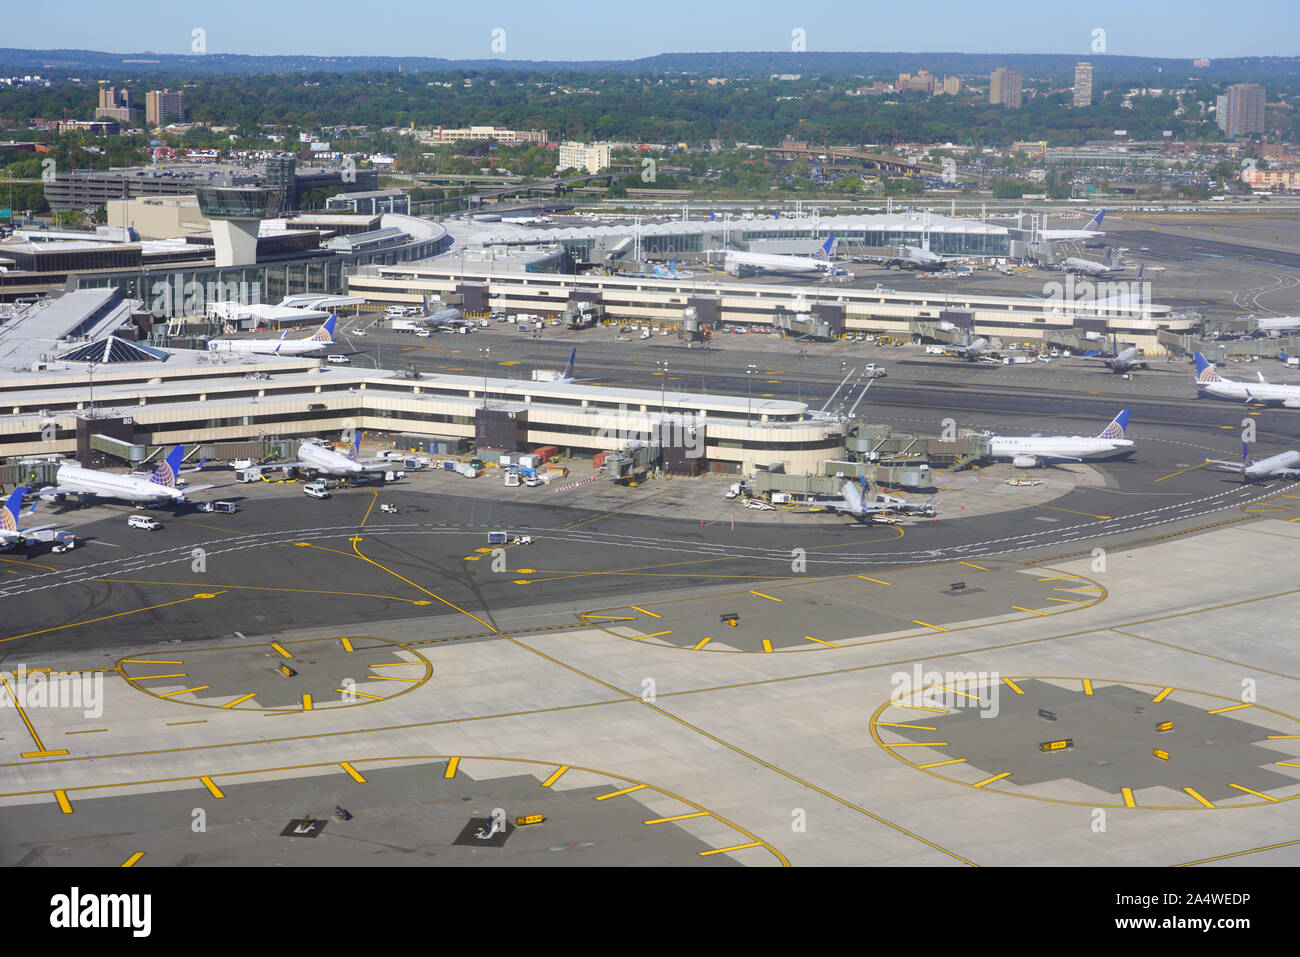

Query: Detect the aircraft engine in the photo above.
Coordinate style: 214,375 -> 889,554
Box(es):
1011,454 -> 1040,469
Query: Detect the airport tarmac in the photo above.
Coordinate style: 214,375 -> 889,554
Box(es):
4,210 -> 1300,867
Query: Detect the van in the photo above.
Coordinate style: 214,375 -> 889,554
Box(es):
128,514 -> 162,530
197,500 -> 239,513
304,482 -> 331,499
326,354 -> 350,364
640,328 -> 651,340
503,472 -> 521,487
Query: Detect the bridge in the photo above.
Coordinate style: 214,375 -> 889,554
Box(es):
764,145 -> 945,177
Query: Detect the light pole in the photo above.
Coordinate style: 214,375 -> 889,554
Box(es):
656,360 -> 668,416
480,346 -> 491,408
745,363 -> 757,426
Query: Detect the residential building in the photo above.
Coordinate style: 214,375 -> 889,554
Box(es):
990,68 -> 1023,108
557,142 -> 611,175
1074,62 -> 1093,108
416,126 -> 548,146
1216,84 -> 1265,136
146,90 -> 186,127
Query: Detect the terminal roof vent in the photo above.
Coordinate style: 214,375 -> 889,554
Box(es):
55,336 -> 169,364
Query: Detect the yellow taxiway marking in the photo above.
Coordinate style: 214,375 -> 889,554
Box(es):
1267,735 -> 1300,739
336,688 -> 385,700
1153,687 -> 1174,703
629,605 -> 661,618
474,547 -> 494,553
54,790 -> 73,813
762,640 -> 774,653
541,765 -> 569,788
1011,606 -> 1048,616
595,783 -> 647,800
916,758 -> 966,770
645,811 -> 710,825
122,852 -> 145,867
444,757 -> 459,778
885,741 -> 951,748
165,720 -> 206,727
1082,679 -> 1094,695
1184,787 -> 1215,809
156,686 -> 210,698
2,592 -> 226,646
699,842 -> 761,857
802,635 -> 840,647
912,620 -> 950,631
364,674 -> 418,682
1036,503 -> 1112,520
1002,677 -> 1026,694
1176,837 -> 1300,867
1154,463 -> 1207,483
748,590 -> 782,602
1035,577 -> 1075,582
131,674 -> 188,680
220,693 -> 256,709
340,762 -> 367,783
340,638 -> 355,652
895,704 -> 949,713
1,673 -> 70,758
368,662 -> 419,668
120,659 -> 183,665
972,772 -> 1011,789
1044,596 -> 1090,604
693,637 -> 713,650
857,575 -> 893,585
301,694 -> 313,711
875,722 -> 938,731
636,631 -> 673,640
1053,586 -> 1100,593
200,776 -> 225,798
581,615 -> 637,621
1122,788 -> 1136,808
1228,783 -> 1277,802
65,729 -> 107,735
934,684 -> 980,702
1208,702 -> 1251,714
957,561 -> 989,570
270,643 -> 292,658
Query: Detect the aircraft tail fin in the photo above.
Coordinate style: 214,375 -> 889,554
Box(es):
1243,442 -> 1255,469
1086,209 -> 1105,231
0,484 -> 27,533
1194,352 -> 1222,383
562,347 -> 576,381
1136,263 -> 1144,280
310,315 -> 337,343
841,480 -> 864,514
150,445 -> 185,488
1098,410 -> 1131,440
1104,247 -> 1113,267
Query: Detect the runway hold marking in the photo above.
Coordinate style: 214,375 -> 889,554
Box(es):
200,776 -> 225,798
121,852 -> 145,867
444,757 -> 459,778
595,783 -> 647,801
1153,688 -> 1174,703
340,762 -> 367,783
1122,788 -> 1137,808
1002,678 -> 1026,695
541,765 -> 570,788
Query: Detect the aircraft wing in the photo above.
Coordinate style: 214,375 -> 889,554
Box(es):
180,483 -> 216,495
36,485 -> 78,499
1,523 -> 59,540
1202,458 -> 1244,471
1275,468 -> 1300,478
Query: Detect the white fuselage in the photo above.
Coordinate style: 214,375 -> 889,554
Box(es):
207,337 -> 330,356
1061,257 -> 1120,276
989,436 -> 1133,462
724,250 -> 829,274
1198,376 -> 1300,407
1246,450 -> 1300,479
297,442 -> 363,475
53,464 -> 185,504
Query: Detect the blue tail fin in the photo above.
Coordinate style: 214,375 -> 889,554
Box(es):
0,484 -> 27,533
1194,352 -> 1221,383
1136,264 -> 1144,280
1243,442 -> 1254,468
150,446 -> 184,488
347,430 -> 362,462
1104,247 -> 1112,267
311,315 -> 337,343
562,347 -> 576,381
1098,410 -> 1130,440
1086,209 -> 1105,231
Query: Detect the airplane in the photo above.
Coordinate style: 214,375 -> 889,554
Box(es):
1060,248 -> 1140,277
1081,334 -> 1150,373
206,315 -> 338,356
39,445 -> 214,507
883,245 -> 965,273
1194,352 -> 1300,407
0,485 -> 59,550
1253,316 -> 1300,337
987,410 -> 1134,468
417,292 -> 463,328
652,255 -> 695,280
280,431 -> 389,476
1204,442 -> 1300,482
530,347 -> 599,385
943,336 -> 994,361
722,236 -> 838,276
819,479 -> 893,523
1037,209 -> 1106,241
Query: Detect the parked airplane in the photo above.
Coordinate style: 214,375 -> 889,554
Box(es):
723,236 -> 837,276
1205,442 -> 1300,482
652,255 -> 695,280
0,485 -> 58,548
1060,248 -> 1139,277
1037,209 -> 1106,241
943,336 -> 994,361
207,315 -> 338,356
821,479 -> 893,523
416,292 -> 463,327
1082,335 -> 1149,373
988,410 -> 1134,468
1194,352 -> 1300,407
885,245 -> 963,272
531,347 -> 598,384
39,445 -> 214,506
282,432 -> 388,476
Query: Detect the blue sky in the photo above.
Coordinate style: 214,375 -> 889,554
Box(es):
8,0 -> 1297,60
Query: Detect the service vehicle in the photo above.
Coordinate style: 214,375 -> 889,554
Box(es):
304,482 -> 331,499
197,500 -> 239,513
128,514 -> 162,530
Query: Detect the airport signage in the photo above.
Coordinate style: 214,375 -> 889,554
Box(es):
1155,721 -> 1173,733
1037,708 -> 1058,721
1153,748 -> 1170,760
1039,738 -> 1072,752
515,814 -> 544,826
0,208 -> 10,219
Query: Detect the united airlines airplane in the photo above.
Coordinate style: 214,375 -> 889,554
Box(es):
40,446 -> 214,506
1205,443 -> 1300,482
0,485 -> 58,547
988,411 -> 1134,468
206,315 -> 338,356
1194,352 -> 1300,407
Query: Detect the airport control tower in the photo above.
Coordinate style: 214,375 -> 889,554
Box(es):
195,186 -> 279,267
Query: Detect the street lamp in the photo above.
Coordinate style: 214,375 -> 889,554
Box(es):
479,346 -> 491,408
656,360 -> 669,416
745,363 -> 758,426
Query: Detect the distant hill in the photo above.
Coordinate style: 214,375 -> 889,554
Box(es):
2,48 -> 1298,83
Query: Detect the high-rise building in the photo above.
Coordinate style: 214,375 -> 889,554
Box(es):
1216,83 -> 1265,136
95,85 -> 140,125
146,90 -> 186,127
1073,63 -> 1093,108
941,76 -> 961,96
897,69 -> 936,96
556,142 -> 611,175
989,68 -> 1022,109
